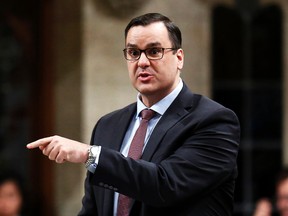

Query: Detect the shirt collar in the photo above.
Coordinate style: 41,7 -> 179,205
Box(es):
136,79 -> 183,118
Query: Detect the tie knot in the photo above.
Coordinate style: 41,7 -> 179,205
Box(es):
141,109 -> 155,121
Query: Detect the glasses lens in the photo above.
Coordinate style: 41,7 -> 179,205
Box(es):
146,48 -> 163,59
125,48 -> 140,60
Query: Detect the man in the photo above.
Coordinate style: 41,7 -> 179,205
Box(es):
253,169 -> 288,216
27,13 -> 240,215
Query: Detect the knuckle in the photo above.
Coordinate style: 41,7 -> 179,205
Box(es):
42,148 -> 48,156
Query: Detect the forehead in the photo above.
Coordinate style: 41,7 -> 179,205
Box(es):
126,22 -> 171,47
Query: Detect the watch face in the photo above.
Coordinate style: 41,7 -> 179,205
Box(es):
91,146 -> 98,157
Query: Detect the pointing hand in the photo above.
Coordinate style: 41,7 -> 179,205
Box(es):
27,135 -> 90,164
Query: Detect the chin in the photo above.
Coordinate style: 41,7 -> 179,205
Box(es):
136,84 -> 155,93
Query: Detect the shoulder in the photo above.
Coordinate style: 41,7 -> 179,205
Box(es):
195,94 -> 239,122
197,94 -> 229,112
90,103 -> 136,141
178,84 -> 239,123
179,83 -> 235,114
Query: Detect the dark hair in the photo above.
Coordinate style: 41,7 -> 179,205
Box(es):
0,171 -> 23,193
124,13 -> 182,50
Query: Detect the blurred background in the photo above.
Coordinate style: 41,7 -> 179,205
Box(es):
0,0 -> 286,215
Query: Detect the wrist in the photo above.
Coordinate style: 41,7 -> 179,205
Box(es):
85,145 -> 101,173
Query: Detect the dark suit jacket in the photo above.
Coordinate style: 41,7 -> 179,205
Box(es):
78,84 -> 240,216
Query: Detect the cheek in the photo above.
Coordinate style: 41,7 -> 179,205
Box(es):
127,64 -> 135,77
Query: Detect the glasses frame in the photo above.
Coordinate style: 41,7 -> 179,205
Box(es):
123,47 -> 177,61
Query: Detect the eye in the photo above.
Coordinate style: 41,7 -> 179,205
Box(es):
147,48 -> 162,57
127,48 -> 140,57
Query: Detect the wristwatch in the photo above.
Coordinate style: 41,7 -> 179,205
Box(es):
85,145 -> 100,173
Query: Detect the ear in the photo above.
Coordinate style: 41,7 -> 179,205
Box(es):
176,49 -> 184,70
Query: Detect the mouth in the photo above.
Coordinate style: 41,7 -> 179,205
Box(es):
138,72 -> 151,78
137,71 -> 153,82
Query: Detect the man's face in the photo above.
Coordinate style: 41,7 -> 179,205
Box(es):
0,181 -> 22,216
125,22 -> 184,106
277,179 -> 288,216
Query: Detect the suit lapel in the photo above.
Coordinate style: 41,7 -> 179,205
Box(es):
141,84 -> 195,161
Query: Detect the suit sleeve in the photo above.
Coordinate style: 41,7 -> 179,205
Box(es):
90,106 -> 240,207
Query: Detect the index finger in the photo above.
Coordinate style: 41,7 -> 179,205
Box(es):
26,136 -> 54,149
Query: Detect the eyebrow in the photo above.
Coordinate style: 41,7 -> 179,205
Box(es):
126,42 -> 162,48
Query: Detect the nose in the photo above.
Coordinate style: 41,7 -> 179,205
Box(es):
137,52 -> 150,68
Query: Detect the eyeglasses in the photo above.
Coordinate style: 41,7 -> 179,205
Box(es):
123,47 -> 177,61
